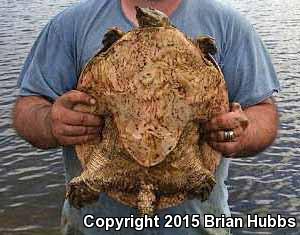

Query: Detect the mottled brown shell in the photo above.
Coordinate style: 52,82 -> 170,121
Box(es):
67,25 -> 229,214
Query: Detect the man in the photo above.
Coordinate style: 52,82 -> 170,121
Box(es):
13,0 -> 280,234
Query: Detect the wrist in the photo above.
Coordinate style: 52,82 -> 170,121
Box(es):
44,105 -> 60,148
234,118 -> 257,157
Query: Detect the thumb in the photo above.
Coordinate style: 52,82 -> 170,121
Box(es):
230,102 -> 249,130
230,102 -> 242,112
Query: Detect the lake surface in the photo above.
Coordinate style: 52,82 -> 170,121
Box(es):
0,0 -> 299,234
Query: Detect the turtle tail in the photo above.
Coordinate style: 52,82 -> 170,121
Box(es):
137,182 -> 156,216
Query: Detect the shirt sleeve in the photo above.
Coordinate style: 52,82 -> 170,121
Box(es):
220,12 -> 280,108
18,19 -> 77,102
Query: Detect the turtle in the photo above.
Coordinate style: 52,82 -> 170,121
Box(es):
66,6 -> 229,216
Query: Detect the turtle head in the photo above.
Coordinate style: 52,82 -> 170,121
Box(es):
135,6 -> 171,27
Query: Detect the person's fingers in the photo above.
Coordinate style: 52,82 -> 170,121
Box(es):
58,90 -> 96,109
53,124 -> 102,137
204,112 -> 241,131
59,134 -> 101,146
204,126 -> 244,142
50,91 -> 104,146
204,110 -> 249,132
53,105 -> 103,126
208,140 -> 241,156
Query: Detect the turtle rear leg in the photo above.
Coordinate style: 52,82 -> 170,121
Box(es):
137,182 -> 156,216
67,162 -> 140,209
187,171 -> 216,202
66,177 -> 100,209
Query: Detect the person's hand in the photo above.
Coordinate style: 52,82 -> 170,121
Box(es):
203,103 -> 249,157
50,90 -> 104,146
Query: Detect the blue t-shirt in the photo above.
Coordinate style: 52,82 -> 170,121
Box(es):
18,0 -> 280,234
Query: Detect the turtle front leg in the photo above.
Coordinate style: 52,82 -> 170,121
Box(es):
66,177 -> 100,209
194,36 -> 221,71
137,182 -> 156,216
100,27 -> 126,53
194,36 -> 217,55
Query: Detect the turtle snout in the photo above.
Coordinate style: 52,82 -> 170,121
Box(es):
135,6 -> 146,18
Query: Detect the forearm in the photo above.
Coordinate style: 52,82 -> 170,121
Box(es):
13,96 -> 58,149
238,98 -> 279,157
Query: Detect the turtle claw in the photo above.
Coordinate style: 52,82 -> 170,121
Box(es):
195,183 -> 213,202
188,174 -> 215,202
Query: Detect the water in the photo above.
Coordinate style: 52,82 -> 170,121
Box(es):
0,0 -> 299,234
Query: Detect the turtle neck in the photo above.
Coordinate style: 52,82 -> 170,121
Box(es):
120,0 -> 182,26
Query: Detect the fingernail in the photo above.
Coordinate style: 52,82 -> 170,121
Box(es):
90,98 -> 96,105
